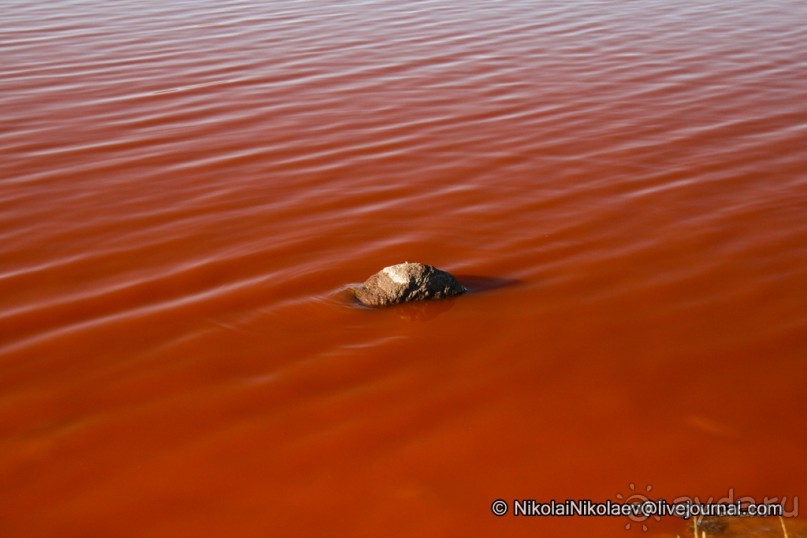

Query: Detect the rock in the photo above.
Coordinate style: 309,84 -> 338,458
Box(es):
354,262 -> 466,307
685,516 -> 807,538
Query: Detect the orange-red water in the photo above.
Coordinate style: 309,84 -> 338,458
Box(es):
2,1 -> 806,536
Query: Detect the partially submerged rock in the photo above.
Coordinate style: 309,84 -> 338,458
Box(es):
354,262 -> 466,307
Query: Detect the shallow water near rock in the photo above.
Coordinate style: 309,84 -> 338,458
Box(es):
1,0 -> 806,536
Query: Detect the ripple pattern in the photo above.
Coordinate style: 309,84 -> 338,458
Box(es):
2,1 -> 807,536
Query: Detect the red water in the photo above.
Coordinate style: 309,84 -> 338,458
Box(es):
2,1 -> 806,536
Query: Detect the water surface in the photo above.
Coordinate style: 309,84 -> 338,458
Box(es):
2,1 -> 806,536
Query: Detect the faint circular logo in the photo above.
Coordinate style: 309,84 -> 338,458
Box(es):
616,483 -> 661,532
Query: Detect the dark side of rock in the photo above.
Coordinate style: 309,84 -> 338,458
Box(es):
354,262 -> 466,307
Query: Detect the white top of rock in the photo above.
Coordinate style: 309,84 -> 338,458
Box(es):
382,263 -> 412,284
